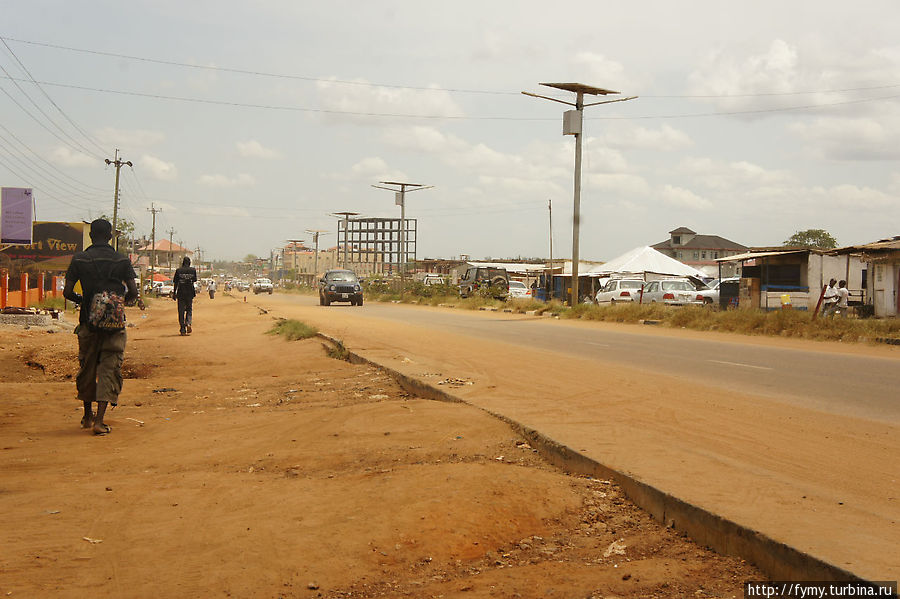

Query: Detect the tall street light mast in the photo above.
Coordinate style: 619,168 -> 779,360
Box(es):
371,182 -> 432,293
332,212 -> 360,269
523,83 -> 636,306
306,229 -> 329,277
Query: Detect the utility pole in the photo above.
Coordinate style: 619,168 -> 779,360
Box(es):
166,228 -> 176,270
371,182 -> 432,292
332,212 -> 360,269
105,149 -> 132,252
286,239 -> 305,283
523,83 -> 636,305
147,203 -> 160,284
548,199 -> 553,298
306,230 -> 329,276
195,246 -> 203,270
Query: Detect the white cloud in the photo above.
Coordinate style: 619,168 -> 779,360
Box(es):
315,78 -> 465,123
570,52 -> 632,91
50,146 -> 96,168
602,124 -> 693,152
347,157 -> 407,183
790,114 -> 900,161
687,39 -> 900,117
96,128 -> 165,148
585,173 -> 651,196
197,173 -> 255,187
677,157 -> 793,191
186,205 -> 251,217
660,185 -> 712,210
236,140 -> 281,159
139,155 -> 178,181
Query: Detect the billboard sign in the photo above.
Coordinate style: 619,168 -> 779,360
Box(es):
0,221 -> 86,271
1,187 -> 34,245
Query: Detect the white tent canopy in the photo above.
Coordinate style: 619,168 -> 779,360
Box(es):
586,246 -> 706,278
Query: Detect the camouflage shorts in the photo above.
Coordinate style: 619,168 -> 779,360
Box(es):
76,325 -> 127,406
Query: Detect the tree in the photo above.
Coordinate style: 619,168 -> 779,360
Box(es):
783,229 -> 837,250
98,214 -> 135,240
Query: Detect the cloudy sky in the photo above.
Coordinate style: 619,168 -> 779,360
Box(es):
2,1 -> 898,262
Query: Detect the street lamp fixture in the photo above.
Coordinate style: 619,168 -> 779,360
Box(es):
523,83 -> 636,306
371,181 -> 432,292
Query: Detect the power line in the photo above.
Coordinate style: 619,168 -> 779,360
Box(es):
2,74 -> 897,122
0,35 -> 519,96
0,60 -> 102,159
0,138 -> 106,204
0,38 -> 107,156
5,35 -> 899,100
0,123 -> 107,194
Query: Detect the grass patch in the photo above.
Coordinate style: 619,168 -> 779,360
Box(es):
28,296 -> 68,311
361,281 -> 900,344
326,339 -> 350,361
267,318 -> 318,341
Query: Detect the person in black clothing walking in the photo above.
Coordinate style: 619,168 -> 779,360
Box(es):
63,219 -> 139,435
173,256 -> 198,335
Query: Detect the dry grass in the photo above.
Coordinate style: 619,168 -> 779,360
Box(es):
563,303 -> 900,343
363,286 -> 900,344
267,318 -> 318,341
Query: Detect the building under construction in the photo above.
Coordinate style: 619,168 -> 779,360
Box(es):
337,217 -> 416,274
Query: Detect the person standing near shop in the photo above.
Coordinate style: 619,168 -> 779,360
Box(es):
63,219 -> 139,435
837,280 -> 850,317
173,256 -> 198,335
208,278 -> 217,299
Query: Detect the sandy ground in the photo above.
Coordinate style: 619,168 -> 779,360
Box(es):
247,293 -> 900,584
0,294 -> 761,598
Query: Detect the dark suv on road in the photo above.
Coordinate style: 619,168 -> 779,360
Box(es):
318,269 -> 364,306
458,266 -> 510,300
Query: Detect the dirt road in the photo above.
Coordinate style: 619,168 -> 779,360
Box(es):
1,294 -> 759,598
248,293 -> 900,584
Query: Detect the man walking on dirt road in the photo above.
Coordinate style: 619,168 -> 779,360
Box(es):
173,256 -> 198,335
63,219 -> 139,435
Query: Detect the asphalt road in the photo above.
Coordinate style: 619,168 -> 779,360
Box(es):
288,296 -> 900,423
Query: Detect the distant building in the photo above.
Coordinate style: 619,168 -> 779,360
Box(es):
651,227 -> 748,277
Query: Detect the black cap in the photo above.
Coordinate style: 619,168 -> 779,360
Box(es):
89,218 -> 113,241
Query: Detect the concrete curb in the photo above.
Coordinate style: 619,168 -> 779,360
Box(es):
315,331 -> 871,584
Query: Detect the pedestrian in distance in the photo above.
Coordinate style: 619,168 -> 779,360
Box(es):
173,256 -> 198,335
63,218 -> 139,436
208,278 -> 217,299
837,279 -> 850,318
821,278 -> 839,318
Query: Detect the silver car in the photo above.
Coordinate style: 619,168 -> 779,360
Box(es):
508,280 -> 533,299
595,279 -> 645,304
696,277 -> 739,305
641,279 -> 703,306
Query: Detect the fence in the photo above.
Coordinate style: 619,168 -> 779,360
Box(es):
0,272 -> 62,309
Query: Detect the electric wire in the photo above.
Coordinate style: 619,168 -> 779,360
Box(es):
0,38 -> 107,156
0,125 -> 108,197
5,36 -> 899,100
0,61 -> 102,158
2,74 -> 896,122
0,139 -> 107,205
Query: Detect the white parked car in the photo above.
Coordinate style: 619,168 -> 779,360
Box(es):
252,278 -> 274,294
696,277 -> 739,305
156,280 -> 175,297
595,279 -> 645,304
508,280 -> 533,299
641,279 -> 703,306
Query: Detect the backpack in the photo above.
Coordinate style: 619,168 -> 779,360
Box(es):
86,258 -> 127,331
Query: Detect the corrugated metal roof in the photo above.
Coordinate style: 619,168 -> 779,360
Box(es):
831,238 -> 900,253
715,249 -> 807,262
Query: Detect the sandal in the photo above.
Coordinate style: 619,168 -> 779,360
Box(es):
93,423 -> 111,436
